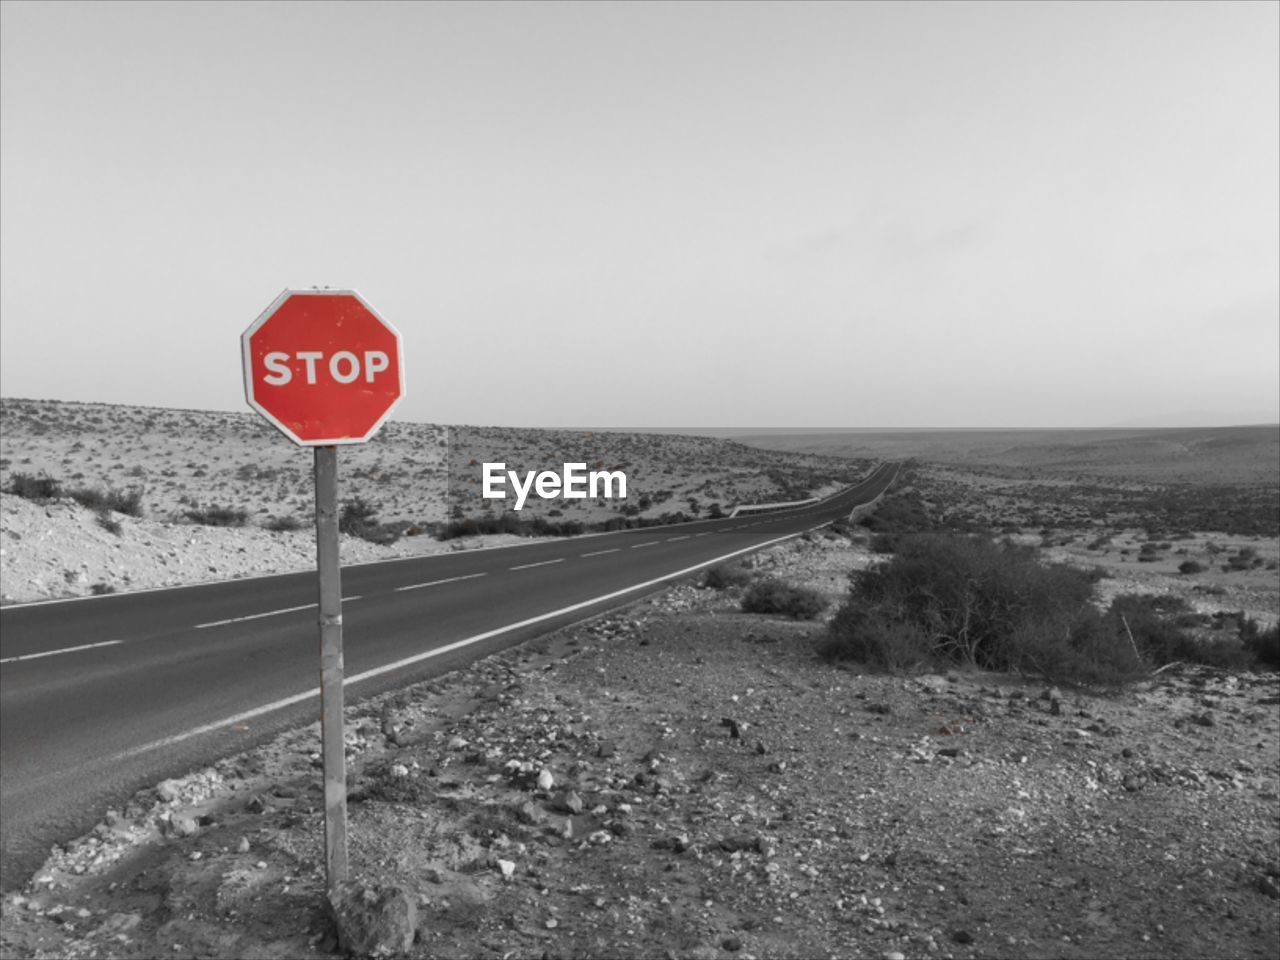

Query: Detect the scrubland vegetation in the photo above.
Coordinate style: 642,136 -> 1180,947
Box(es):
701,467 -> 1279,686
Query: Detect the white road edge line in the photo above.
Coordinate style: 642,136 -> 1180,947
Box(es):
0,639 -> 124,665
580,548 -> 621,557
393,573 -> 488,592
510,559 -> 565,571
104,525 -> 822,763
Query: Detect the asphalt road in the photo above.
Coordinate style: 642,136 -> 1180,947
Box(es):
0,462 -> 898,891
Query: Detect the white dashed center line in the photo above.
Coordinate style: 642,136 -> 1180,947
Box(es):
581,548 -> 621,558
666,535 -> 690,542
195,595 -> 363,629
394,573 -> 487,592
0,639 -> 124,664
631,541 -> 660,549
195,603 -> 316,629
510,558 -> 565,571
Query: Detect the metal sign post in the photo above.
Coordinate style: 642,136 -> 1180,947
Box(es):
314,445 -> 348,892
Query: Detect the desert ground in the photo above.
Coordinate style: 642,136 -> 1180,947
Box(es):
1,400 -> 1277,959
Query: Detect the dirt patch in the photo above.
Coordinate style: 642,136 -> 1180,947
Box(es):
3,536 -> 1276,960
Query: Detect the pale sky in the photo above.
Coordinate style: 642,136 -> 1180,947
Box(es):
2,1 -> 1277,428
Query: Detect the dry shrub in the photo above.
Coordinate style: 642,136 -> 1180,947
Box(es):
821,534 -> 1145,683
741,579 -> 828,620
703,563 -> 753,591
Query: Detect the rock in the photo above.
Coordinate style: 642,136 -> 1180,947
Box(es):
515,801 -> 547,825
596,740 -> 616,759
236,836 -> 251,853
1258,875 -> 1280,899
329,879 -> 417,957
721,717 -> 743,739
952,929 -> 974,944
390,764 -> 410,778
1049,699 -> 1062,716
169,815 -> 199,838
1190,713 -> 1215,727
98,912 -> 142,936
497,859 -> 516,879
537,769 -> 555,792
156,779 -> 183,803
446,735 -> 468,751
557,791 -> 585,815
722,935 -> 743,951
865,703 -> 892,715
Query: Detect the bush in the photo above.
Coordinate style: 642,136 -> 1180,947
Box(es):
703,563 -> 753,590
68,485 -> 143,517
858,490 -> 932,536
339,497 -> 379,535
1241,619 -> 1280,669
338,497 -> 405,545
819,607 -> 933,671
1178,560 -> 1205,575
869,533 -> 898,554
266,515 -> 305,532
1106,594 -> 1252,670
741,579 -> 828,620
823,533 -> 1147,683
7,472 -> 61,500
184,505 -> 248,527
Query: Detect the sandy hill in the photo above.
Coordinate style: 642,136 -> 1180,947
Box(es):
0,399 -> 863,532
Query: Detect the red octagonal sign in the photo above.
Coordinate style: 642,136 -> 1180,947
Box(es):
242,289 -> 405,446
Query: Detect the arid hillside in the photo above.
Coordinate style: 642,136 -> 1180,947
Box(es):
0,399 -> 861,537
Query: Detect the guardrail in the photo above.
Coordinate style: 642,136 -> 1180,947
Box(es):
726,462 -> 900,520
727,497 -> 819,518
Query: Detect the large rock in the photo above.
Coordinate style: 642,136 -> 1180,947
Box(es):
329,879 -> 417,957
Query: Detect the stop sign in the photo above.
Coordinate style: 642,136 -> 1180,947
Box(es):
242,289 -> 405,445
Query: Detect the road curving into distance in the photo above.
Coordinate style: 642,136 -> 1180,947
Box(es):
0,461 -> 898,890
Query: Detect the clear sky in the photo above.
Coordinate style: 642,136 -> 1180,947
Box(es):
2,1 -> 1277,429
